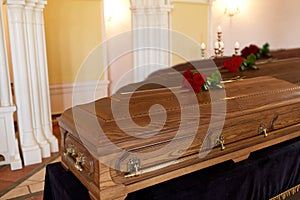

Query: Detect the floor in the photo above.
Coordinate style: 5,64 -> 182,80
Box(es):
0,156 -> 61,200
0,117 -> 61,200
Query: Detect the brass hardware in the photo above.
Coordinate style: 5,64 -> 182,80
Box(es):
126,158 -> 141,177
64,146 -> 85,172
216,135 -> 225,150
74,153 -> 85,172
270,114 -> 279,131
124,153 -> 201,178
65,145 -> 75,157
258,124 -> 268,137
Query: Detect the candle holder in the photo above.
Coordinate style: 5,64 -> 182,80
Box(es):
201,43 -> 206,59
215,31 -> 224,57
201,48 -> 205,59
234,42 -> 240,55
214,48 -> 219,57
234,47 -> 239,55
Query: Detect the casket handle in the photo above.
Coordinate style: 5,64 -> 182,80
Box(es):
125,154 -> 200,178
270,114 -> 279,131
64,146 -> 85,172
258,124 -> 268,137
74,153 -> 85,172
216,135 -> 225,151
65,145 -> 75,156
126,158 -> 141,177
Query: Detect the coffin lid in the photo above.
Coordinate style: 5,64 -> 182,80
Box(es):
58,58 -> 300,168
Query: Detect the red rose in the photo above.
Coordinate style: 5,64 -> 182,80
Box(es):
193,72 -> 206,87
223,56 -> 243,72
183,69 -> 193,79
241,44 -> 260,58
249,44 -> 259,55
192,84 -> 202,93
182,70 -> 206,93
241,47 -> 250,58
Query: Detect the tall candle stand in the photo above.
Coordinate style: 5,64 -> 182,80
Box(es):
214,30 -> 224,57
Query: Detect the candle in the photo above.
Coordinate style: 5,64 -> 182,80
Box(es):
220,41 -> 224,48
217,25 -> 222,33
201,42 -> 206,50
235,41 -> 240,49
215,41 -> 219,49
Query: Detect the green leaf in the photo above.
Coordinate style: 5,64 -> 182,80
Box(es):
251,65 -> 258,70
207,77 -> 213,82
260,43 -> 270,57
247,54 -> 256,64
263,43 -> 269,49
240,65 -> 246,71
203,83 -> 209,91
256,52 -> 261,58
211,71 -> 222,82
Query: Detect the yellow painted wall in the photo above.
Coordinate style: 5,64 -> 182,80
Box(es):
172,2 -> 209,65
43,0 -> 209,83
44,0 -> 103,84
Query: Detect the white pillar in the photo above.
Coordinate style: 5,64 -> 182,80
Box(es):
4,0 -> 42,166
0,0 -> 22,170
130,0 -> 172,82
33,0 -> 58,153
24,0 -> 50,158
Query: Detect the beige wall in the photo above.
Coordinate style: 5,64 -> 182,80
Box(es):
172,1 -> 209,65
212,0 -> 300,55
44,0 -> 103,84
43,0 -> 210,86
104,0 -> 132,94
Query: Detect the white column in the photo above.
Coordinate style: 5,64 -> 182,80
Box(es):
4,0 -> 42,166
130,0 -> 172,82
0,0 -> 22,170
33,0 -> 58,153
24,0 -> 50,158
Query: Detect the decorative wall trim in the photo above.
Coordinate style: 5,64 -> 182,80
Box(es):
50,80 -> 109,114
130,0 -> 173,82
172,0 -> 209,4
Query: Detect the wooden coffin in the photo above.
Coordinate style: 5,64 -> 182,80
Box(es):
58,52 -> 300,200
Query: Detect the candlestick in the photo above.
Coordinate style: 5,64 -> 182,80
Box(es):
234,41 -> 240,55
201,42 -> 206,50
217,25 -> 222,33
201,42 -> 206,59
215,41 -> 219,49
214,26 -> 224,57
234,41 -> 240,49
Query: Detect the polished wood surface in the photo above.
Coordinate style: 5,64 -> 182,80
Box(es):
58,48 -> 300,199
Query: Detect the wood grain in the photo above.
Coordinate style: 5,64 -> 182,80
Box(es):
58,49 -> 300,199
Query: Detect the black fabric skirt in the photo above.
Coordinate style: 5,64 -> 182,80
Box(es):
44,137 -> 300,200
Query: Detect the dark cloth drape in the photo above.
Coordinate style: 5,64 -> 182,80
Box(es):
44,137 -> 300,200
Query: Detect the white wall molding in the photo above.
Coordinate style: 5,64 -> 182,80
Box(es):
24,0 -> 51,158
0,106 -> 22,170
50,80 -> 109,114
5,0 -> 42,166
33,0 -> 58,153
0,0 -> 22,170
130,0 -> 173,83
